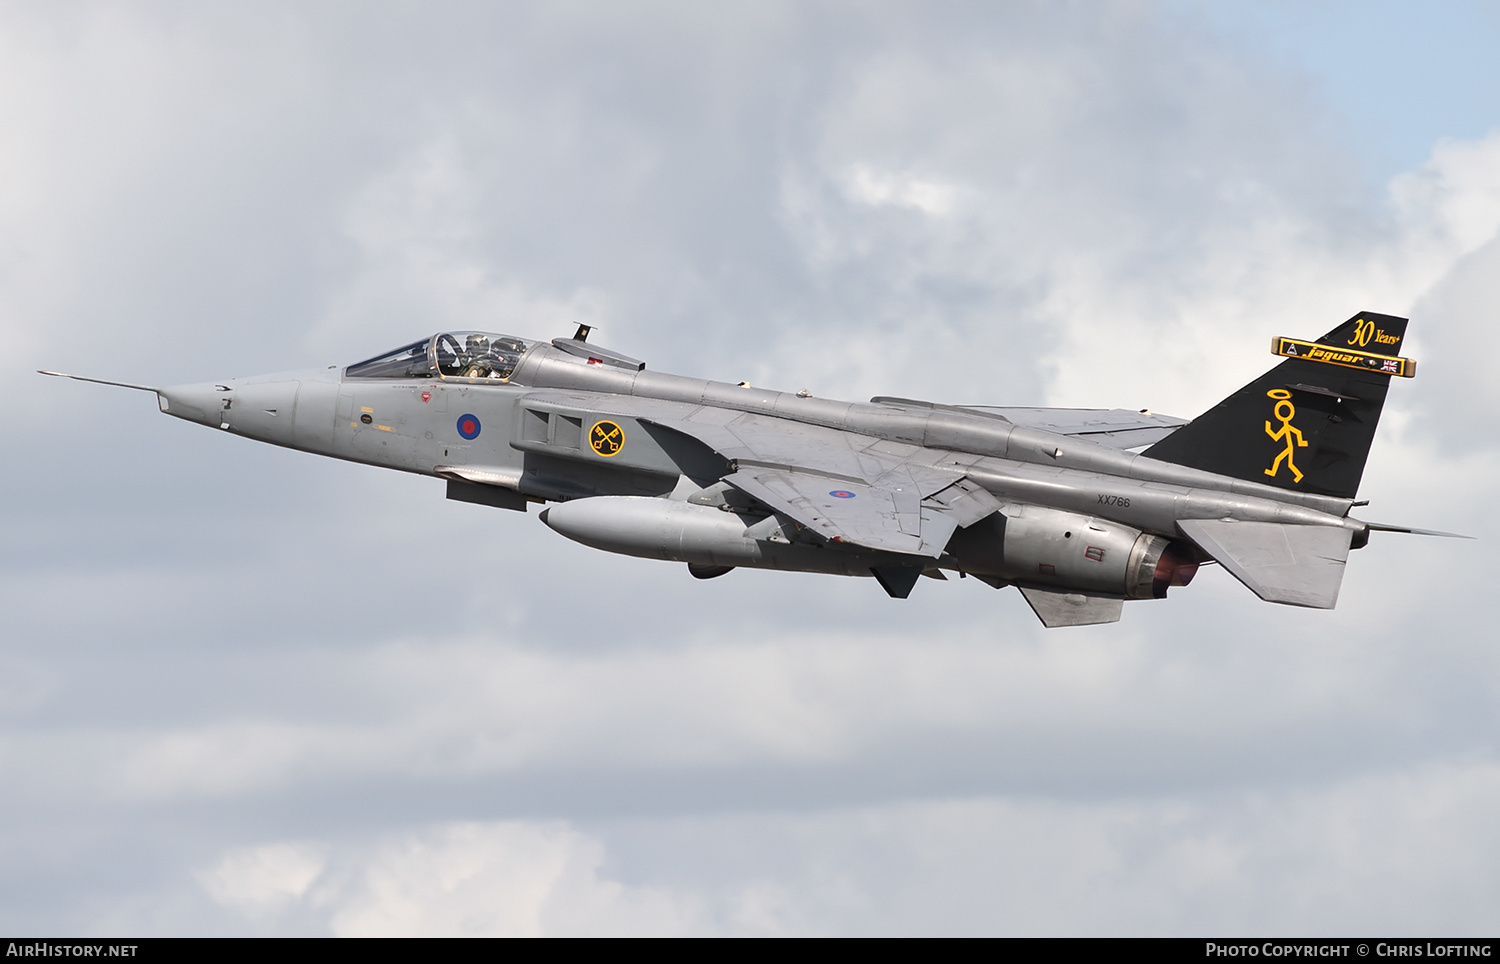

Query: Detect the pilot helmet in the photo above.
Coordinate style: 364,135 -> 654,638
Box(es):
466,334 -> 490,354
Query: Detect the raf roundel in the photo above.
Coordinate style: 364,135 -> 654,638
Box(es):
829,490 -> 855,499
456,414 -> 481,440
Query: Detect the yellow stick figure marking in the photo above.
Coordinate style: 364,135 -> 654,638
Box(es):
1263,389 -> 1307,482
590,420 -> 624,457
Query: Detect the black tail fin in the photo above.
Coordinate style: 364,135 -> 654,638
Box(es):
1143,312 -> 1410,500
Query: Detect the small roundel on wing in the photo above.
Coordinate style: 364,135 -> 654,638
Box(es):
829,490 -> 855,499
457,414 -> 481,439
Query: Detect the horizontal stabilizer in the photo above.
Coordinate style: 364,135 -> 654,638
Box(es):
1177,519 -> 1352,609
1018,587 -> 1123,628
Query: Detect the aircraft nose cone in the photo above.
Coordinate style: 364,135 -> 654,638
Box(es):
157,381 -> 228,428
157,367 -> 339,450
222,377 -> 303,445
159,374 -> 307,441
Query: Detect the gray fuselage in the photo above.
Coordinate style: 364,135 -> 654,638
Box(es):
151,338 -> 1363,587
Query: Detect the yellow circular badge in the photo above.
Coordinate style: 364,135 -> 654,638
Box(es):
590,420 -> 624,457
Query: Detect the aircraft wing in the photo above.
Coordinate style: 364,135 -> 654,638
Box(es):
724,468 -> 930,555
1176,519 -> 1352,609
962,407 -> 1188,449
520,391 -> 995,557
718,467 -> 999,557
663,413 -> 980,557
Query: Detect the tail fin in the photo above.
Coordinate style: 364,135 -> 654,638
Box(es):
1143,312 -> 1410,499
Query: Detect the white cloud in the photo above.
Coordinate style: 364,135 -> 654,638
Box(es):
1391,133 -> 1500,255
198,761 -> 1500,935
306,137 -> 615,361
774,56 -> 1500,416
198,842 -> 326,916
844,165 -> 962,217
200,821 -> 697,936
5,578 -> 1491,811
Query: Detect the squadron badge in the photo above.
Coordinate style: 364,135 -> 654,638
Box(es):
590,420 -> 623,456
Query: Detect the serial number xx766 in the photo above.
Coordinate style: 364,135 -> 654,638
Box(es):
1097,494 -> 1131,508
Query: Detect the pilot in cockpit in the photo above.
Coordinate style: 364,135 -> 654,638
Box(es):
467,334 -> 523,379
427,331 -> 524,380
460,334 -> 496,378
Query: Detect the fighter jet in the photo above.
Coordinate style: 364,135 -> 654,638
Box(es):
42,312 -> 1457,627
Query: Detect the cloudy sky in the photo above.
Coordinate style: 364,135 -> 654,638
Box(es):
3,0 -> 1499,936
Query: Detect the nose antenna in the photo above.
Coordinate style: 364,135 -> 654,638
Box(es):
38,370 -> 160,393
572,324 -> 594,342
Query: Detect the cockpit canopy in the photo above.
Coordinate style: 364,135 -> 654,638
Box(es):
344,331 -> 534,382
